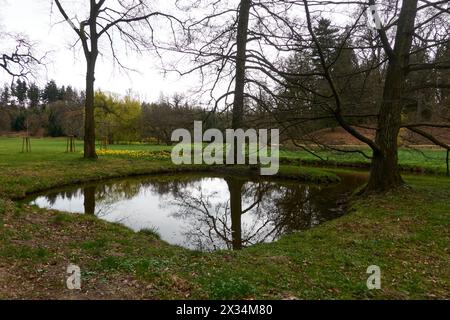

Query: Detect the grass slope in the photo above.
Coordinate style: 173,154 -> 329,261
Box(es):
0,137 -> 448,299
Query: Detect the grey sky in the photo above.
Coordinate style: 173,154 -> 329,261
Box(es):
0,0 -> 358,104
0,0 -> 197,102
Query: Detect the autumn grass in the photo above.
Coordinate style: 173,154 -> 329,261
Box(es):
0,137 -> 449,299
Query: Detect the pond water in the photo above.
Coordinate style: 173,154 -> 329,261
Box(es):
25,172 -> 366,251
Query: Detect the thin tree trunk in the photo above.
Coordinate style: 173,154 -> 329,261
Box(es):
366,0 -> 419,192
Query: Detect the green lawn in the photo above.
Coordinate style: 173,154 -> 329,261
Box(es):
1,137 -> 447,174
0,137 -> 449,299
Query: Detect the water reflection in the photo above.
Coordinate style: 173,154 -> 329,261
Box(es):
26,173 -> 366,251
84,186 -> 96,215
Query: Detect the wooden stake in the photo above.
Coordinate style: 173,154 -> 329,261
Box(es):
22,137 -> 31,153
100,138 -> 108,150
66,136 -> 76,153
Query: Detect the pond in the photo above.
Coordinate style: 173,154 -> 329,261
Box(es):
25,172 -> 367,251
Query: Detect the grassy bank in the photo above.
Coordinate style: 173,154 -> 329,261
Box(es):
1,175 -> 448,299
0,137 -> 449,299
280,148 -> 449,175
0,138 -> 338,199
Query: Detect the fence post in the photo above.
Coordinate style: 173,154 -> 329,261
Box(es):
66,136 -> 76,153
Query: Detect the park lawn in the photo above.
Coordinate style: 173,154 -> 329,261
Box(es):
0,137 -> 449,299
1,137 -> 447,174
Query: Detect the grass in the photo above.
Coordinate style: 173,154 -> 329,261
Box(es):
0,137 -> 339,198
280,148 -> 449,174
0,137 -> 449,299
138,227 -> 161,240
2,137 -> 447,173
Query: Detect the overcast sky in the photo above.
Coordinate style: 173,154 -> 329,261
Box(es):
0,0 -> 359,104
0,0 -> 198,102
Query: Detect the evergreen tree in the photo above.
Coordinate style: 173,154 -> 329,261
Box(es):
435,42 -> 450,120
27,83 -> 41,108
41,80 -> 60,103
58,85 -> 66,101
63,86 -> 76,102
0,85 -> 10,105
11,111 -> 26,131
13,79 -> 28,106
47,109 -> 64,137
312,18 -> 340,68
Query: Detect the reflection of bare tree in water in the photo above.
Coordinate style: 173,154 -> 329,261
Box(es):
83,186 -> 96,215
273,182 -> 355,233
171,177 -> 284,251
147,178 -> 196,197
44,189 -> 83,206
40,176 -> 199,219
34,173 -> 365,251
260,185 -> 320,234
170,176 -> 360,251
81,184 -> 126,216
228,178 -> 243,250
82,183 -> 142,222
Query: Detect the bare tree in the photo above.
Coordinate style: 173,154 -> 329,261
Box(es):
158,0 -> 450,190
0,31 -> 43,79
297,0 -> 450,191
140,95 -> 201,144
232,0 -> 251,129
53,0 -> 180,158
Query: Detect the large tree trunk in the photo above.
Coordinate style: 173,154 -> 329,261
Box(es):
231,0 -> 251,130
83,1 -> 99,159
367,61 -> 405,191
84,57 -> 97,159
366,0 -> 418,192
230,0 -> 251,162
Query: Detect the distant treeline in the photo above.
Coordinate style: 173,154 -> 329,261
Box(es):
0,80 -> 85,137
0,80 -> 231,144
